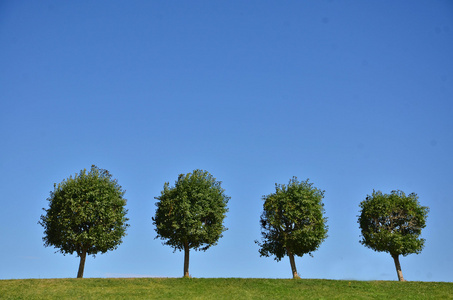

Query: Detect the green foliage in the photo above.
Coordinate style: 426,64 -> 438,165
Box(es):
39,165 -> 129,257
358,190 -> 429,256
2,278 -> 452,300
256,177 -> 328,261
153,169 -> 229,252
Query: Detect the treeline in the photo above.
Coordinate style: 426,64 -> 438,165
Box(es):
39,166 -> 429,281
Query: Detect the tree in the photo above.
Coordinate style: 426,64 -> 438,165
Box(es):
358,190 -> 429,281
39,165 -> 129,278
255,177 -> 328,279
152,169 -> 229,278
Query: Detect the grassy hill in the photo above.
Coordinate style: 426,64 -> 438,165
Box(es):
1,278 -> 452,299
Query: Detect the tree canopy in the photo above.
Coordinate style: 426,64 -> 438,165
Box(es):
358,190 -> 429,281
153,169 -> 229,277
255,177 -> 328,278
39,165 -> 129,278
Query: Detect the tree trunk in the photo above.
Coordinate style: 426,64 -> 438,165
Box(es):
391,254 -> 406,282
77,250 -> 87,278
183,241 -> 190,278
288,251 -> 300,279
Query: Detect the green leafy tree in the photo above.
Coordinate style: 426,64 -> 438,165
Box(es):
358,190 -> 429,281
255,177 -> 328,279
39,165 -> 129,278
153,169 -> 229,278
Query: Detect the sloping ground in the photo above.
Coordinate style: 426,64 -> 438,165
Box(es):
1,278 -> 452,299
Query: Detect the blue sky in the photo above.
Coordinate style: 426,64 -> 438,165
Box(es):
1,1 -> 452,281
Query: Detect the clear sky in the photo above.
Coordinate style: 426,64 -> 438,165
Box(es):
1,1 -> 452,282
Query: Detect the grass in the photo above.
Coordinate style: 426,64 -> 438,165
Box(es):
0,278 -> 452,299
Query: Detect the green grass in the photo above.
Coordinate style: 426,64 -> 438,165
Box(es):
0,278 -> 452,299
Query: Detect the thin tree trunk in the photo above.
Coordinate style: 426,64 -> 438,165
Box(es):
391,254 -> 406,282
288,251 -> 300,279
183,241 -> 190,278
77,250 -> 87,279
